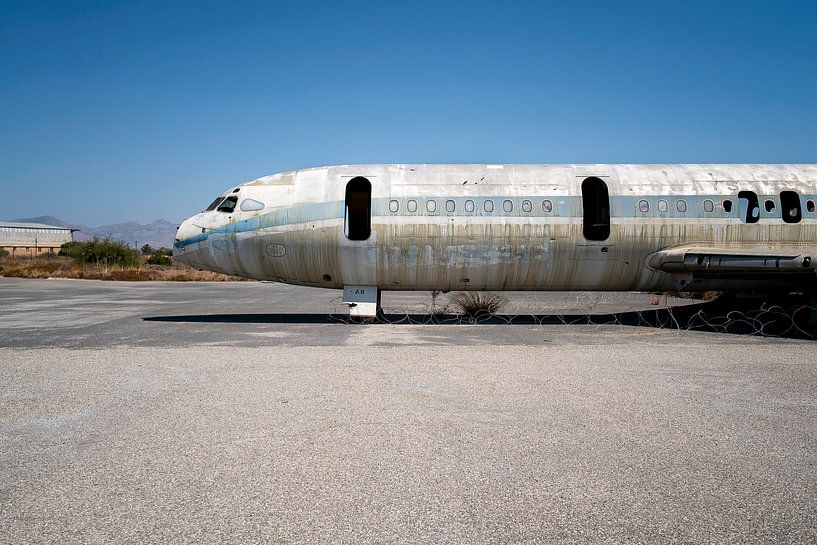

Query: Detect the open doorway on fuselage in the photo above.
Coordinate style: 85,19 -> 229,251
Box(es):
738,191 -> 760,223
582,177 -> 610,241
344,177 -> 372,240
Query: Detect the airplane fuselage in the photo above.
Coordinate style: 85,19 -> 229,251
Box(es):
174,164 -> 817,295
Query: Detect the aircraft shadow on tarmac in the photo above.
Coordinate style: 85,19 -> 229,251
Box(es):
144,298 -> 817,340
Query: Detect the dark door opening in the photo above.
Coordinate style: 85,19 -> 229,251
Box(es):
582,177 -> 610,241
345,177 -> 372,240
738,191 -> 760,223
780,191 -> 802,224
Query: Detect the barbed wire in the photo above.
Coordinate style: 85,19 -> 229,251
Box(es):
326,293 -> 817,339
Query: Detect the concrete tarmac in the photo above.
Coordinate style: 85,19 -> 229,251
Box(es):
0,278 -> 815,543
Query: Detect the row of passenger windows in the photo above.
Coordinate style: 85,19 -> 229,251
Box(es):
389,199 -> 554,214
637,199 -> 692,213
732,191 -> 814,224
388,195 -> 817,220
390,198 -> 700,215
0,227 -> 68,234
636,192 -> 816,223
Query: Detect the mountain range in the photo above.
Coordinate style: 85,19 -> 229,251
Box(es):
10,215 -> 178,250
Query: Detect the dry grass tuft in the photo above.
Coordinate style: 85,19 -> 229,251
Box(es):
663,290 -> 722,301
426,290 -> 451,317
0,257 -> 244,282
448,291 -> 508,318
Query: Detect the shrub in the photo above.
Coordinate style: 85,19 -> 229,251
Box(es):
448,291 -> 508,318
0,247 -> 8,258
147,253 -> 172,266
58,241 -> 83,259
142,244 -> 171,257
59,238 -> 141,267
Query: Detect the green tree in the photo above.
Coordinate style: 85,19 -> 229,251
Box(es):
147,253 -> 172,266
59,238 -> 141,267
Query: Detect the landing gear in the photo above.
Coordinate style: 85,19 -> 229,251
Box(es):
343,285 -> 381,320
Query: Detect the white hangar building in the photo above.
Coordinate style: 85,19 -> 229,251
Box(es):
0,222 -> 77,257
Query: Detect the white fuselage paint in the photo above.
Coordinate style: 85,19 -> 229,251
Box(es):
173,164 -> 817,293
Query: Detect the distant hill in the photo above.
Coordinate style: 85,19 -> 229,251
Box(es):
10,216 -> 178,250
89,219 -> 178,250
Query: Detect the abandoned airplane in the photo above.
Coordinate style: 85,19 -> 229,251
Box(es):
174,164 -> 817,317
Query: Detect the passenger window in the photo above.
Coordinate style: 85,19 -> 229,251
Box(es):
217,196 -> 238,213
522,200 -> 532,213
722,199 -> 733,213
389,200 -> 399,213
638,200 -> 649,213
465,200 -> 475,213
445,200 -> 455,213
765,200 -> 776,213
484,200 -> 494,212
658,200 -> 668,213
542,200 -> 553,213
503,200 -> 513,213
737,191 -> 760,223
676,200 -> 687,213
807,200 -> 816,213
240,198 -> 265,212
703,199 -> 714,213
780,191 -> 801,223
426,200 -> 437,213
205,197 -> 223,212
407,200 -> 417,213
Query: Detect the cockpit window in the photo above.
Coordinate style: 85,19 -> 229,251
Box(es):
240,198 -> 265,212
204,197 -> 223,212
217,196 -> 238,213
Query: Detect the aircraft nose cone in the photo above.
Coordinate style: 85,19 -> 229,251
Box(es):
175,218 -> 200,243
173,219 -> 200,265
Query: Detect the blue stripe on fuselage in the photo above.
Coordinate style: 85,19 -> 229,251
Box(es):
174,194 -> 817,249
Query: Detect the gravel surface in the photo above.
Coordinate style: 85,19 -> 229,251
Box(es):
0,279 -> 815,543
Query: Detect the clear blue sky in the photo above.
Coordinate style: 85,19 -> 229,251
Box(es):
2,0 -> 816,225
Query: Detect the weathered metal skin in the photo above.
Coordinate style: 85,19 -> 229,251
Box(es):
174,164 -> 817,293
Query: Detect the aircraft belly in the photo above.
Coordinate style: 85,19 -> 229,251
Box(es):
360,222 -> 656,291
252,226 -> 343,285
229,219 -> 815,293
240,224 -> 652,291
